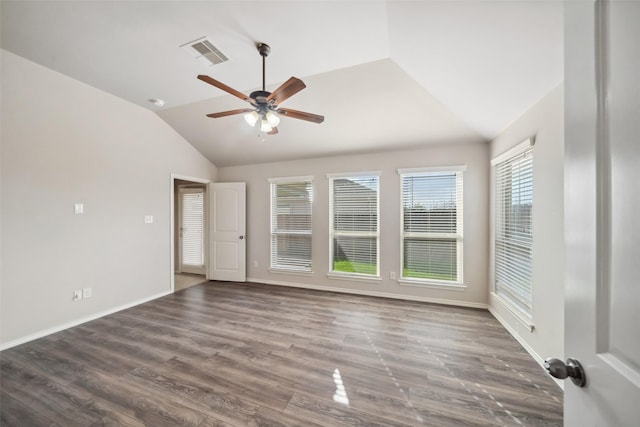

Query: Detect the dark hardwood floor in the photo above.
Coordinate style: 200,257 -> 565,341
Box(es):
0,281 -> 562,426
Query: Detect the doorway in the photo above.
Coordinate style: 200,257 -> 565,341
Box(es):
171,174 -> 211,292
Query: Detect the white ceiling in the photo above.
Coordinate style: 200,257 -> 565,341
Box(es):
0,1 -> 563,167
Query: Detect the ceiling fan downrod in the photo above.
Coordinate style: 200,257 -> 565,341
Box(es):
257,43 -> 270,92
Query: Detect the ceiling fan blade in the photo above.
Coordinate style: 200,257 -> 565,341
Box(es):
279,108 -> 325,124
268,127 -> 279,135
266,77 -> 306,105
206,109 -> 254,118
198,75 -> 252,103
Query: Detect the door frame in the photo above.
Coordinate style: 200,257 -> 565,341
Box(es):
170,173 -> 212,292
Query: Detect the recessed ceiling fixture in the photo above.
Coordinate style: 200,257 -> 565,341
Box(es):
180,36 -> 228,67
197,42 -> 324,136
149,98 -> 165,107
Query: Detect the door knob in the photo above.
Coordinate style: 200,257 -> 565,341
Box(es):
544,357 -> 586,387
239,235 -> 244,240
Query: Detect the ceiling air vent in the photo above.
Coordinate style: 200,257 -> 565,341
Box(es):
180,37 -> 228,66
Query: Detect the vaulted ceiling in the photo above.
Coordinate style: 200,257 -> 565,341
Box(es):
1,1 -> 563,167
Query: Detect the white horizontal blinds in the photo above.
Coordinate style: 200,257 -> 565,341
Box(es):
495,148 -> 534,313
181,189 -> 204,267
330,176 -> 379,276
271,180 -> 312,271
401,171 -> 463,282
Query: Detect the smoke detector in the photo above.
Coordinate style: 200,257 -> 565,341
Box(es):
180,37 -> 229,66
148,98 -> 165,107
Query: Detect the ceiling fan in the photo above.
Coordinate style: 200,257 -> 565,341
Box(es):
197,43 -> 324,135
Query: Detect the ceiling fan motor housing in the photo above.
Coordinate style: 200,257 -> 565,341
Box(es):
249,90 -> 274,116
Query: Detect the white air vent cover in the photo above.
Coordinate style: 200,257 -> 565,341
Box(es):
180,37 -> 228,66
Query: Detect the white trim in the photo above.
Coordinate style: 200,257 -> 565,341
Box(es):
488,305 -> 564,390
171,174 -> 211,184
327,272 -> 382,283
268,175 -> 314,184
491,136 -> 535,166
398,279 -> 466,290
326,170 -> 381,179
170,173 -> 212,292
0,290 -> 172,351
397,165 -> 467,175
247,277 -> 488,309
491,291 -> 535,331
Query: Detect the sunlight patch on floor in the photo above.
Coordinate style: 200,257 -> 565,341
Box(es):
332,368 -> 350,406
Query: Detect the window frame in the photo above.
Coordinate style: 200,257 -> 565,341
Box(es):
491,137 -> 535,318
398,166 -> 465,287
269,175 -> 314,274
327,171 -> 381,281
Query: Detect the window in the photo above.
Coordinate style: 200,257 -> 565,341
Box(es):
270,177 -> 313,272
179,187 -> 205,273
328,173 -> 380,277
399,167 -> 464,284
493,143 -> 534,314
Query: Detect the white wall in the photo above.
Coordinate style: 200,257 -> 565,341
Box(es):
0,50 -> 217,348
488,85 -> 565,367
218,142 -> 489,307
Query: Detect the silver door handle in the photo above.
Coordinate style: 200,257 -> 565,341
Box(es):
544,357 -> 586,387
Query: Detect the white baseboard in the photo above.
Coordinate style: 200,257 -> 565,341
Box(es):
0,290 -> 172,351
488,306 -> 564,390
246,277 -> 488,309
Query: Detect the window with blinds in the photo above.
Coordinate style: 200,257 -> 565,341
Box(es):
329,174 -> 380,277
494,148 -> 534,314
270,177 -> 313,272
400,168 -> 464,283
180,189 -> 205,269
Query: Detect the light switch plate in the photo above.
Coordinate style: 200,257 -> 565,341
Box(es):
83,287 -> 92,299
74,203 -> 84,214
144,215 -> 153,224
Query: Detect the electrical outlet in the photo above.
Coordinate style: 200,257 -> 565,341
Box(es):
83,287 -> 92,299
389,271 -> 396,280
73,290 -> 83,301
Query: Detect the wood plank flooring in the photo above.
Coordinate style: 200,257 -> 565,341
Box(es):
0,281 -> 563,426
175,273 -> 208,292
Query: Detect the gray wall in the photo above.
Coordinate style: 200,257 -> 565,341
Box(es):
218,141 -> 489,307
0,50 -> 217,347
488,84 -> 565,367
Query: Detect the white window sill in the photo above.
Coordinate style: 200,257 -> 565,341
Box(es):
491,292 -> 535,332
398,278 -> 466,291
327,272 -> 382,284
269,268 -> 313,277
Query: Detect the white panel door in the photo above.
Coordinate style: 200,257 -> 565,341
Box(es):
209,182 -> 246,282
179,187 -> 205,275
563,1 -> 640,425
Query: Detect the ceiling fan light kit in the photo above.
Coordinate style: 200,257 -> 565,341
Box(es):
244,110 -> 259,127
198,42 -> 324,136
